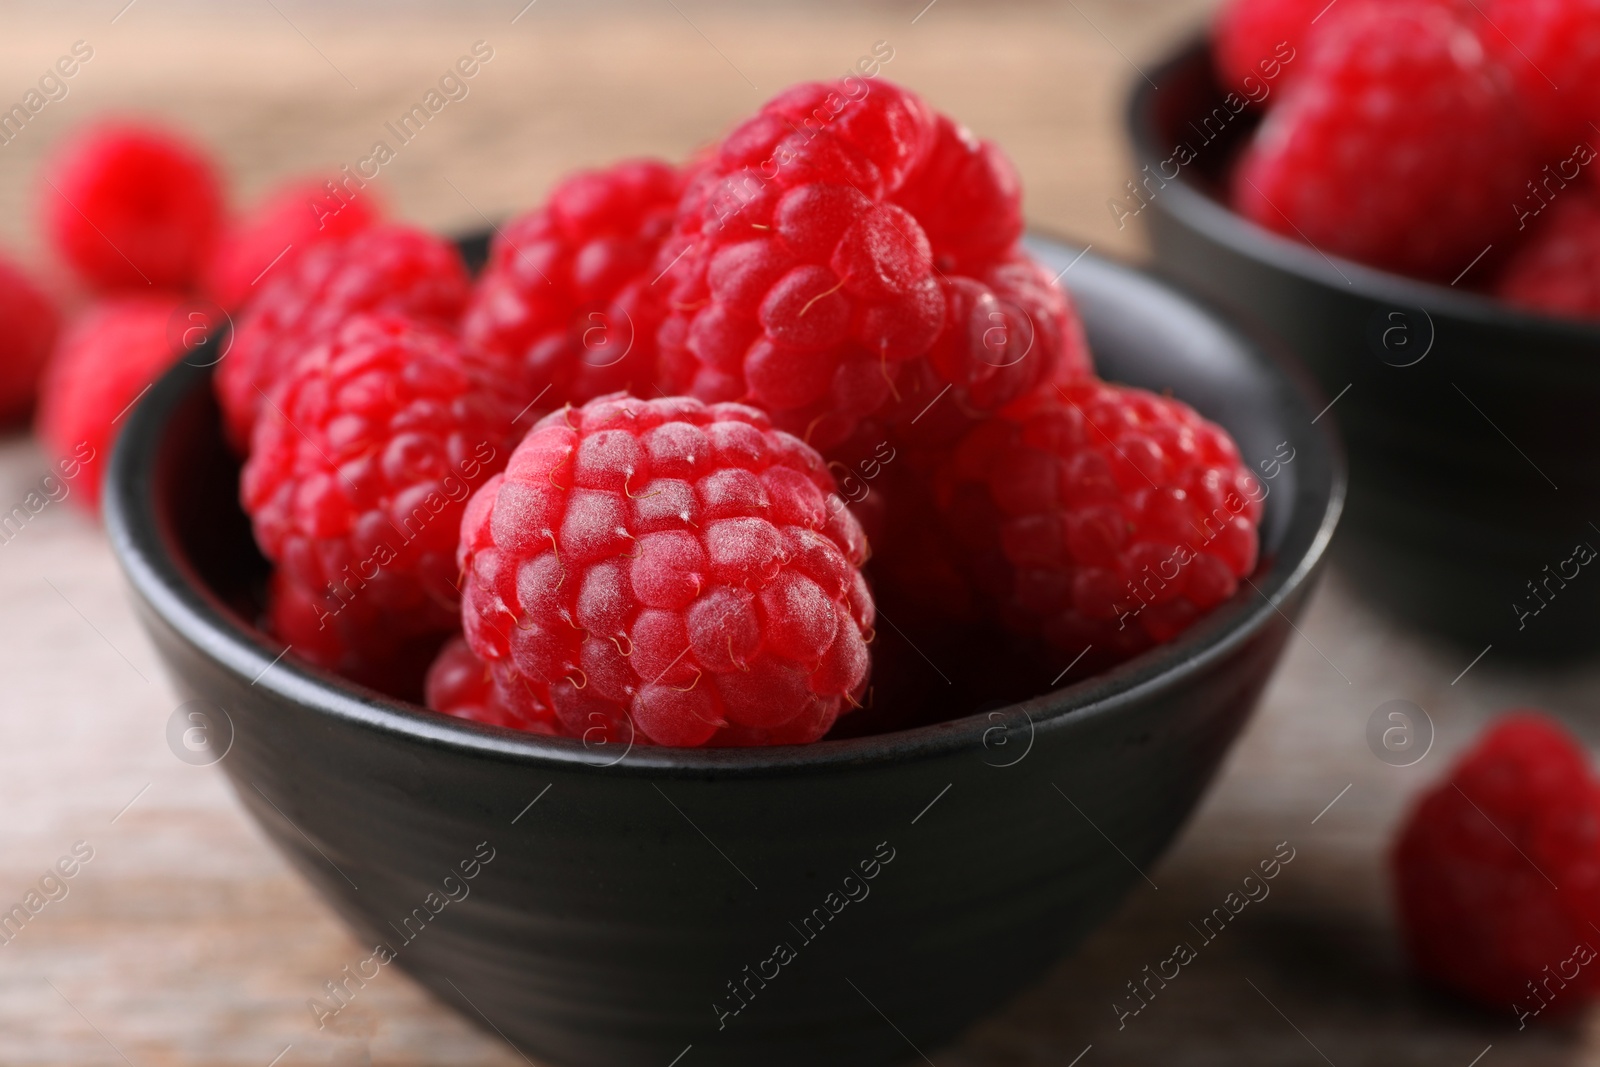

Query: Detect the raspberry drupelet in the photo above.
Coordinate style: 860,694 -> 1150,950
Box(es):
241,313 -> 527,696
426,636 -> 554,733
928,380 -> 1262,668
463,159 -> 684,408
654,78 -> 1091,455
457,393 -> 875,747
215,223 -> 471,449
1392,713 -> 1600,1015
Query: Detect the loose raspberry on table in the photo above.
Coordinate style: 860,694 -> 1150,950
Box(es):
42,122 -> 225,291
457,393 -> 875,748
35,294 -> 186,514
1392,713 -> 1600,1015
204,175 -> 384,311
1495,188 -> 1600,321
925,380 -> 1262,669
215,223 -> 471,449
462,159 -> 683,409
1479,0 -> 1600,154
242,313 -> 527,696
1231,5 -> 1533,281
0,251 -> 61,422
426,636 -> 557,733
655,78 -> 1090,454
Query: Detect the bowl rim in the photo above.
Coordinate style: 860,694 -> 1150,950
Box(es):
104,243 -> 1345,778
1126,38 -> 1600,345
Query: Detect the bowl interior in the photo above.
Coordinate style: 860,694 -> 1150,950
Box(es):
106,238 -> 1343,773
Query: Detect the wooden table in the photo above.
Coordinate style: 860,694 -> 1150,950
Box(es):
2,2 -> 1596,1063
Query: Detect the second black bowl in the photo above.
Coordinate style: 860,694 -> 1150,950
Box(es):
1129,41 -> 1600,658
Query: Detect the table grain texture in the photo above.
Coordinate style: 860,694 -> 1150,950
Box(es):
1,1 -> 1595,1064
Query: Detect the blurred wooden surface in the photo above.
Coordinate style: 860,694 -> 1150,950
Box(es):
2,1 -> 1599,1064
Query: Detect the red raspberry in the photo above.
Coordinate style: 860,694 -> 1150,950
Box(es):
1479,0 -> 1600,153
457,394 -> 875,748
204,176 -> 384,311
1211,0 -> 1458,93
1232,5 -> 1533,281
242,314 -> 526,695
656,79 -> 1088,454
928,381 -> 1262,668
462,160 -> 682,408
0,251 -> 61,422
42,122 -> 225,291
215,224 -> 471,449
425,636 -> 556,733
36,294 -> 185,514
1496,191 -> 1600,320
1392,713 -> 1600,1016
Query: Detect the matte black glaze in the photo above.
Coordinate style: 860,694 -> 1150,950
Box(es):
104,240 -> 1342,1067
1128,42 -> 1600,657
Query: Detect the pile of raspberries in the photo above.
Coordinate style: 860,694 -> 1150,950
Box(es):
1216,0 -> 1600,316
14,78 -> 1266,748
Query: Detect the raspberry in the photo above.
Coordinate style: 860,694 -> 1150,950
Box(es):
1211,0 -> 1457,93
215,223 -> 471,449
204,176 -> 383,311
656,78 -> 1089,454
42,122 -> 225,291
241,314 -> 526,694
425,636 -> 556,733
927,381 -> 1262,668
1392,713 -> 1600,1016
1231,5 -> 1533,281
35,294 -> 185,514
462,160 -> 682,408
1479,0 -> 1600,153
1496,191 -> 1600,320
457,393 -> 875,748
0,251 -> 61,422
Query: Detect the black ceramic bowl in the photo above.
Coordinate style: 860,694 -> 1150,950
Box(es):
1129,41 -> 1600,658
104,237 -> 1341,1067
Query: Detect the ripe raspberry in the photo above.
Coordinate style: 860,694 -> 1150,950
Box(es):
656,78 -> 1089,453
0,251 -> 61,422
425,636 -> 557,733
1210,0 -> 1458,93
42,122 -> 225,291
215,224 -> 471,449
458,394 -> 875,748
36,294 -> 185,513
204,176 -> 384,311
1496,191 -> 1600,320
242,314 -> 526,694
462,159 -> 682,408
928,381 -> 1262,667
1392,713 -> 1600,1015
1479,0 -> 1600,153
1231,5 -> 1533,281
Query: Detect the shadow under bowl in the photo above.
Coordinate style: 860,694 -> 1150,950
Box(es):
1128,40 -> 1600,659
103,238 -> 1342,1067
